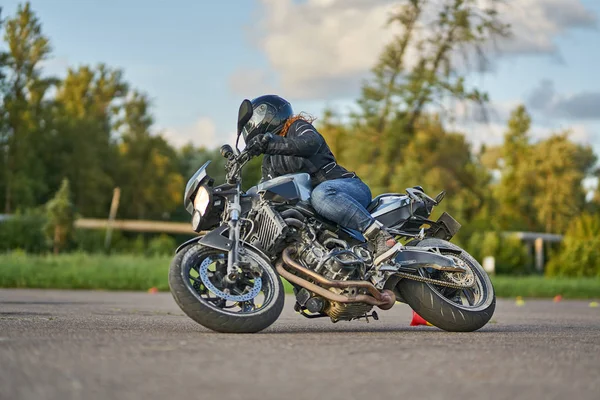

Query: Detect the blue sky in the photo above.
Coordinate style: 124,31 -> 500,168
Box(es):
2,0 -> 600,155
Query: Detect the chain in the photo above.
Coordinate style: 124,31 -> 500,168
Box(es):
394,271 -> 475,289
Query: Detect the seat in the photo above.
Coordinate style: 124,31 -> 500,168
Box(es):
366,193 -> 404,213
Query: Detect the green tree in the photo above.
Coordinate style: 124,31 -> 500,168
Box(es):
530,134 -> 596,233
491,105 -> 539,231
316,108 -> 349,166
591,172 -> 600,212
490,105 -> 597,233
44,178 -> 75,254
178,144 -> 227,185
392,115 -> 491,223
242,156 -> 263,190
546,213 -> 600,277
1,2 -> 56,212
0,7 -> 8,202
353,0 -> 510,191
115,91 -> 183,220
466,231 -> 531,275
48,64 -> 128,217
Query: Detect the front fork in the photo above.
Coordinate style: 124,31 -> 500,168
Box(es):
226,183 -> 243,281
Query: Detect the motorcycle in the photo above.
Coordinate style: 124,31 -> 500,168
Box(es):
168,99 -> 496,333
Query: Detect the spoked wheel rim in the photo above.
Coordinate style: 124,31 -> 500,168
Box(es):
182,248 -> 277,316
419,252 -> 491,311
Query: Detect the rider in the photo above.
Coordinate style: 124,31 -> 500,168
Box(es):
242,94 -> 403,266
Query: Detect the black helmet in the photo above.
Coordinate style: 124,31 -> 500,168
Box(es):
242,94 -> 293,143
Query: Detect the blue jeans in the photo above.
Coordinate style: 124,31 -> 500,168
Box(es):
310,178 -> 374,232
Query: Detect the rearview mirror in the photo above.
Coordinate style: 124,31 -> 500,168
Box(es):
435,191 -> 446,204
237,99 -> 253,135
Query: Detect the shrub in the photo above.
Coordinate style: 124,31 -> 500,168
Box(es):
44,178 -> 76,254
130,235 -> 147,254
72,229 -> 107,253
546,213 -> 600,278
466,231 -> 531,275
73,228 -> 135,253
0,209 -> 49,253
147,234 -> 176,256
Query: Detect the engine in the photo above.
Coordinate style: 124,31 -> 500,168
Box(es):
293,228 -> 375,322
244,203 -> 386,322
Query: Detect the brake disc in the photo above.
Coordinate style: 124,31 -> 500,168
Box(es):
198,257 -> 262,302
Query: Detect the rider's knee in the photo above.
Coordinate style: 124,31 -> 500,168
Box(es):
311,183 -> 337,204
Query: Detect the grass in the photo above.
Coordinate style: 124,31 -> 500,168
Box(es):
0,252 -> 173,291
0,252 -> 598,299
489,276 -> 600,299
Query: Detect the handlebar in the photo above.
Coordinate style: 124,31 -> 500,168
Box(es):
224,146 -> 255,184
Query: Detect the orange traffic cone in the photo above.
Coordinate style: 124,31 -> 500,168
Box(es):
148,287 -> 159,294
553,295 -> 562,303
410,310 -> 433,326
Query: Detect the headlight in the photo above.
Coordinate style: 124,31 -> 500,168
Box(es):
194,186 -> 210,215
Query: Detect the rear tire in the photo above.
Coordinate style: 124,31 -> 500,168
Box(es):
397,238 -> 496,332
169,244 -> 285,333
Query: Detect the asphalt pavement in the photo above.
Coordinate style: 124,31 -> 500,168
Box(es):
1,289 -> 599,400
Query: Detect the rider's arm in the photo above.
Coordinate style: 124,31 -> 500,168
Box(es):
263,121 -> 323,157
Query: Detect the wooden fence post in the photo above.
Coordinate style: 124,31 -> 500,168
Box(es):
104,188 -> 121,253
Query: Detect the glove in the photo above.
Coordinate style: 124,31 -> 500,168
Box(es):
246,133 -> 273,157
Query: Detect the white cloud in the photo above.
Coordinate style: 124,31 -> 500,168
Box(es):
229,68 -> 277,97
255,0 -> 400,99
444,98 -> 522,126
162,117 -> 236,149
248,0 -> 597,99
567,125 -> 591,144
451,121 -> 506,151
493,0 -> 597,55
527,79 -> 600,121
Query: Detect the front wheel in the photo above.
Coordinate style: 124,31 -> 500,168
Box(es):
397,238 -> 496,332
169,243 -> 285,333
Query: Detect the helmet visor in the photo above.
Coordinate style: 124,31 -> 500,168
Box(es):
242,103 -> 268,143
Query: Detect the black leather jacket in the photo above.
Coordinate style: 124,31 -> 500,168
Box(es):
260,119 -> 358,186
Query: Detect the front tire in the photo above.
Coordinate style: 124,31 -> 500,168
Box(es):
169,244 -> 285,333
397,238 -> 496,332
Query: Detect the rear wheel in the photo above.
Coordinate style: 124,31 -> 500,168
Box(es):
169,244 -> 285,333
397,238 -> 496,332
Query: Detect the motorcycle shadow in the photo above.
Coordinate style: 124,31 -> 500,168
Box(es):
261,323 -> 515,334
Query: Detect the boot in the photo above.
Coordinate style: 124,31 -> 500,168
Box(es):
363,221 -> 403,265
